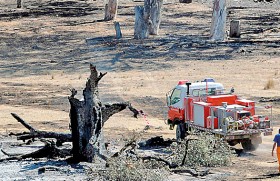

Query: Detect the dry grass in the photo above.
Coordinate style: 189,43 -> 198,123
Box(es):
264,79 -> 275,90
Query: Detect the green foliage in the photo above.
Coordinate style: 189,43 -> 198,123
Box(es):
88,132 -> 232,180
96,157 -> 167,181
168,133 -> 232,168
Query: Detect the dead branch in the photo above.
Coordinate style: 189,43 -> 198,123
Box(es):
141,156 -> 178,169
181,138 -> 198,166
97,72 -> 107,83
10,113 -> 71,144
11,113 -> 37,133
128,104 -> 139,118
102,102 -> 139,123
171,168 -> 210,177
111,139 -> 137,158
0,139 -> 71,163
181,139 -> 189,166
1,148 -> 21,157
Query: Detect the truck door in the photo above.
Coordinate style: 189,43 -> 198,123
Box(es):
168,88 -> 184,121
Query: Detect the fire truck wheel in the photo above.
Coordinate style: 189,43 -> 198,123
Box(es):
176,123 -> 186,141
241,139 -> 259,151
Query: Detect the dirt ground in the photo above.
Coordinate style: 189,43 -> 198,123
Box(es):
0,0 -> 280,180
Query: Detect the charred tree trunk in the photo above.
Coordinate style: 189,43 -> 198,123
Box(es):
68,64 -> 138,162
134,0 -> 163,39
134,6 -> 148,39
144,0 -> 163,35
68,65 -> 106,162
17,0 -> 22,8
210,0 -> 227,41
104,0 -> 118,21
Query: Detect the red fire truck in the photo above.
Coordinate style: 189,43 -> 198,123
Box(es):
166,78 -> 273,151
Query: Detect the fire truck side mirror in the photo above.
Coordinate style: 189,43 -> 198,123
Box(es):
166,95 -> 171,106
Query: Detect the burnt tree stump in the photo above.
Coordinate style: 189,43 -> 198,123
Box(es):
229,20 -> 241,38
68,64 -> 138,162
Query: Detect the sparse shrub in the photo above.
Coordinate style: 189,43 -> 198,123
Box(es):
264,79 -> 275,90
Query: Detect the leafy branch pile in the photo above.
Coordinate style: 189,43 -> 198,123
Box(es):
168,133 -> 232,168
88,132 -> 232,181
96,157 -> 167,181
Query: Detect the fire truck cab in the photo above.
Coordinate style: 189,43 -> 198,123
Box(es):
167,79 -> 224,124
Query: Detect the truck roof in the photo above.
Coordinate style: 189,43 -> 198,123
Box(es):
177,82 -> 224,90
190,82 -> 224,90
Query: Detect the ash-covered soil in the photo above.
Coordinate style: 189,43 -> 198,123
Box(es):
0,0 -> 280,180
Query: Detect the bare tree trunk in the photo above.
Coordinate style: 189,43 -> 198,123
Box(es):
144,0 -> 163,35
134,6 -> 148,39
210,0 -> 227,41
17,0 -> 22,8
68,64 -> 139,162
229,20 -> 240,38
104,0 -> 118,21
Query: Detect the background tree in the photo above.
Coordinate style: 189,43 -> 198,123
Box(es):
134,0 -> 163,39
210,0 -> 226,41
104,0 -> 118,21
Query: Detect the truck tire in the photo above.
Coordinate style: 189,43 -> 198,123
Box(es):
241,139 -> 259,151
176,123 -> 186,141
